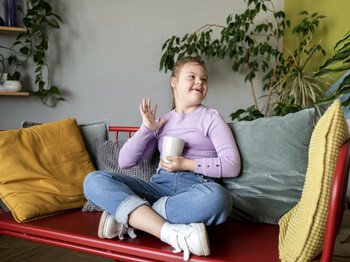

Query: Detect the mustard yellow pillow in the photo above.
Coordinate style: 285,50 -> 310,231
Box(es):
278,100 -> 350,261
0,118 -> 95,222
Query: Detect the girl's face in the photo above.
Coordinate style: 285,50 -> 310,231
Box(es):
171,62 -> 208,113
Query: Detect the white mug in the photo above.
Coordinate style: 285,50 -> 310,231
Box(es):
161,136 -> 185,163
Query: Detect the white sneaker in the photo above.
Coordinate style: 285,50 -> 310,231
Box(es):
98,210 -> 137,239
161,222 -> 211,261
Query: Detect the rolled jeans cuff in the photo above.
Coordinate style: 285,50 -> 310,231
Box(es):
115,195 -> 149,225
152,196 -> 169,220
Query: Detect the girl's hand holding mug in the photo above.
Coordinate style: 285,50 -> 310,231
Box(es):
160,156 -> 195,172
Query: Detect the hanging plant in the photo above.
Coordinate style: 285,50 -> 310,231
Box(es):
0,0 -> 64,107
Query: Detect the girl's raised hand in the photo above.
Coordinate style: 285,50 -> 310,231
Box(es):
140,98 -> 166,130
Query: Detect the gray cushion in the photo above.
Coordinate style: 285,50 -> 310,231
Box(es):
224,108 -> 315,224
82,139 -> 160,212
95,139 -> 159,181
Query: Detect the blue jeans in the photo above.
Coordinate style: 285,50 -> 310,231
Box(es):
83,169 -> 233,226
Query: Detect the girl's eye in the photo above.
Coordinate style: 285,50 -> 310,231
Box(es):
202,78 -> 207,83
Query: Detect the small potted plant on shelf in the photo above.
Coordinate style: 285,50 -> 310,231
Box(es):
3,71 -> 22,92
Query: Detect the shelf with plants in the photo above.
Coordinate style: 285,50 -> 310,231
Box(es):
0,0 -> 64,106
0,27 -> 28,96
0,26 -> 28,96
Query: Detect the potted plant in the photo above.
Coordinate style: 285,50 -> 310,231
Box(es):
0,0 -> 64,107
159,0 -> 345,120
3,71 -> 22,92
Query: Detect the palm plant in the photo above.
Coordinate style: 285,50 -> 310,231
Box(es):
272,19 -> 332,114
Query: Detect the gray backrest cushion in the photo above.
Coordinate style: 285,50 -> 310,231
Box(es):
224,108 -> 315,224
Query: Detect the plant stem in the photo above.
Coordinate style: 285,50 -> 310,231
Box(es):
264,18 -> 279,117
241,41 -> 259,110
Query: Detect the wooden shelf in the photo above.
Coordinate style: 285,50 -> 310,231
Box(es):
0,26 -> 27,34
0,27 -> 29,97
0,91 -> 30,96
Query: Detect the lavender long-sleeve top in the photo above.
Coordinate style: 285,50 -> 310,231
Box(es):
119,105 -> 241,178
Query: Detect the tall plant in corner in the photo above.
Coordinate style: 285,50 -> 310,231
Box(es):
159,0 -> 329,120
1,0 -> 63,107
160,0 -> 285,120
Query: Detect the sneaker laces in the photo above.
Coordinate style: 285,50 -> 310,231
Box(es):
169,225 -> 194,261
118,224 -> 137,240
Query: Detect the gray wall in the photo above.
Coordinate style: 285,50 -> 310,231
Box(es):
0,0 -> 283,130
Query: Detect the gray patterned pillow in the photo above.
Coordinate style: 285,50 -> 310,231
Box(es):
95,139 -> 159,181
82,139 -> 159,212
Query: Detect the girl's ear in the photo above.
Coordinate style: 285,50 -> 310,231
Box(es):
170,77 -> 176,89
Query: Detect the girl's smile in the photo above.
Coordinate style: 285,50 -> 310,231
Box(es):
171,63 -> 208,113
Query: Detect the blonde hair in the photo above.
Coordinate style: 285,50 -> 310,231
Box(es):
170,56 -> 207,110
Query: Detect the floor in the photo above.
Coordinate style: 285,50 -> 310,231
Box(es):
0,235 -> 114,262
0,234 -> 349,262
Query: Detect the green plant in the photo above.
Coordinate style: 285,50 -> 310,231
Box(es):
273,96 -> 303,116
315,30 -> 350,107
0,0 -> 64,107
272,11 -> 330,114
159,0 -> 334,121
229,105 -> 264,121
160,0 -> 285,119
7,71 -> 21,80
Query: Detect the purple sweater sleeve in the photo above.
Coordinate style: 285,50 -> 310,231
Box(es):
194,112 -> 241,178
118,106 -> 241,178
118,125 -> 157,169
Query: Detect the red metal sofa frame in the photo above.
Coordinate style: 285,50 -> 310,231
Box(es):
0,126 -> 349,262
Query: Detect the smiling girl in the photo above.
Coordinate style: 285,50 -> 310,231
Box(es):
84,56 -> 241,261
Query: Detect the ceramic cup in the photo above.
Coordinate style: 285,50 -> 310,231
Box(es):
161,136 -> 185,163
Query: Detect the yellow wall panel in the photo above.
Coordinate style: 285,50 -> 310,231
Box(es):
283,0 -> 350,71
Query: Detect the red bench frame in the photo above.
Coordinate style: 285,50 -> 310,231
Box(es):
1,126 -> 349,262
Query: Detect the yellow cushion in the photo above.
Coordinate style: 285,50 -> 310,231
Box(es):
278,100 -> 350,261
0,118 -> 95,222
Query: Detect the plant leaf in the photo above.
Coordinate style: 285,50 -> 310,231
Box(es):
316,75 -> 350,105
334,30 -> 350,51
315,64 -> 350,77
48,19 -> 60,28
318,50 -> 350,70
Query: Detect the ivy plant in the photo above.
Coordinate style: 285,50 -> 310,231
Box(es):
0,0 -> 63,107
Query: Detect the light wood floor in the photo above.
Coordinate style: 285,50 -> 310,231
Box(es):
0,234 -> 350,262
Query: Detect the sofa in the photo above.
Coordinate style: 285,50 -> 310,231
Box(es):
0,100 -> 349,262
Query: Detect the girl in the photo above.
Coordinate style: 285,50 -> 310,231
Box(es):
84,57 -> 241,261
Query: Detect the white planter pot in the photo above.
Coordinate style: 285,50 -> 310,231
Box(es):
4,80 -> 22,92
